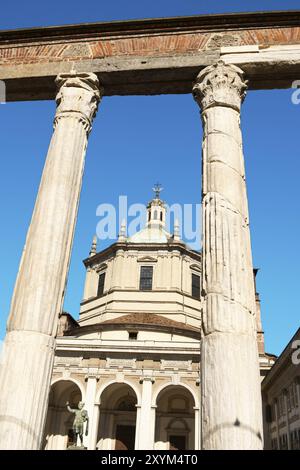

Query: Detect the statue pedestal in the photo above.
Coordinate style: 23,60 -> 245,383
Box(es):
67,445 -> 87,451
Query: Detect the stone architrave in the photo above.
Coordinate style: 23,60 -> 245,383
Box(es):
0,72 -> 102,450
193,60 -> 263,450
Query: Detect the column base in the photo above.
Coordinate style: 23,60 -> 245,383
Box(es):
0,330 -> 55,450
201,330 -> 263,450
67,446 -> 87,450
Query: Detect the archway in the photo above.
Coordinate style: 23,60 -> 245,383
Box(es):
97,383 -> 138,450
43,380 -> 83,450
154,385 -> 196,450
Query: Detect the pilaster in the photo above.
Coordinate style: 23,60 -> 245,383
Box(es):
135,377 -> 155,450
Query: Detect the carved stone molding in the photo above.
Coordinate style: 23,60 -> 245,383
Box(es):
192,60 -> 248,112
115,249 -> 125,257
205,33 -> 241,50
190,263 -> 201,272
139,377 -> 155,384
137,256 -> 157,263
161,359 -> 192,371
54,72 -> 103,130
106,358 -> 136,369
94,262 -> 108,273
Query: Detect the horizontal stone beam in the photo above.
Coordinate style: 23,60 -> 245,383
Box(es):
2,47 -> 300,100
221,45 -> 300,89
0,11 -> 300,100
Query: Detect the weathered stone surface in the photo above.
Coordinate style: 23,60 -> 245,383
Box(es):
0,12 -> 300,99
0,12 -> 299,65
193,61 -> 263,449
0,72 -> 101,449
0,11 -> 296,452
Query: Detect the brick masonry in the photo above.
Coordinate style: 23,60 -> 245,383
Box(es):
1,12 -> 300,99
0,26 -> 300,66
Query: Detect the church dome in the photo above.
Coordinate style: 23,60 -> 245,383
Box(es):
128,184 -> 174,244
129,226 -> 171,244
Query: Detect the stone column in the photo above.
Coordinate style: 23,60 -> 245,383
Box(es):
84,374 -> 99,449
108,415 -> 114,450
194,406 -> 200,450
135,378 -> 155,450
91,403 -> 101,449
0,72 -> 102,450
193,60 -> 263,449
134,404 -> 141,449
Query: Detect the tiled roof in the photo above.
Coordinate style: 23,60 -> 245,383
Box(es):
101,312 -> 199,332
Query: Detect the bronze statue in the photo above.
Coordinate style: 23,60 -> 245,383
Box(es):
66,401 -> 89,447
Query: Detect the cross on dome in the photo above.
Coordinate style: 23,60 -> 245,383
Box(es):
152,182 -> 163,200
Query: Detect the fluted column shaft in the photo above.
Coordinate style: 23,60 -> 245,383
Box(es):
0,72 -> 102,449
193,60 -> 263,449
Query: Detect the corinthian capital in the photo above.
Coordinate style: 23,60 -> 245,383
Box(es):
192,60 -> 247,112
55,72 -> 103,127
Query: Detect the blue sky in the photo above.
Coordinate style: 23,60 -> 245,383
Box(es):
0,1 -> 299,356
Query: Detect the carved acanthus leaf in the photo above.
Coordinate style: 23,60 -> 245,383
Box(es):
192,60 -> 248,111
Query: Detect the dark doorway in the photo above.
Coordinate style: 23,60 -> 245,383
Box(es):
115,425 -> 136,450
169,435 -> 187,450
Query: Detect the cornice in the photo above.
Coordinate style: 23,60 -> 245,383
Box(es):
63,319 -> 201,341
83,241 -> 201,267
0,11 -> 300,44
261,327 -> 300,390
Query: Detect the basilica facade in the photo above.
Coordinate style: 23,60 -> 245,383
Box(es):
43,192 -> 273,450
